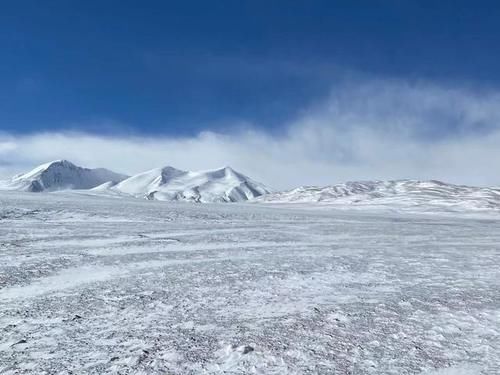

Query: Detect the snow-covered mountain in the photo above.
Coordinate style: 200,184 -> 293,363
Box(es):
6,161 -> 500,211
95,165 -> 271,202
256,180 -> 500,212
0,160 -> 128,192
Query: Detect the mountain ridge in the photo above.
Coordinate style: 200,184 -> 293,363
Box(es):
0,160 -> 271,203
107,165 -> 271,202
1,160 -> 129,192
256,179 -> 500,212
4,161 -> 500,210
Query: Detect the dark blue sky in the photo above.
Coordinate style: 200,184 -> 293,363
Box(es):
2,0 -> 500,136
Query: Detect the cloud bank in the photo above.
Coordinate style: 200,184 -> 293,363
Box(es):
2,79 -> 500,189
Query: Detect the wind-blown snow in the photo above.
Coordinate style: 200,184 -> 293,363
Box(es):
0,191 -> 498,374
0,160 -> 128,192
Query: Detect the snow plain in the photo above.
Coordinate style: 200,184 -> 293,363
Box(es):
0,191 -> 499,374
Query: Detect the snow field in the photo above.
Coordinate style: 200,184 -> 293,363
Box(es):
0,191 -> 499,374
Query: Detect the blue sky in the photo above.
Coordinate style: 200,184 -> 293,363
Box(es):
2,1 -> 500,187
2,0 -> 500,135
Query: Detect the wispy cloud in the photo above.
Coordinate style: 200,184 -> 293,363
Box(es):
2,79 -> 500,188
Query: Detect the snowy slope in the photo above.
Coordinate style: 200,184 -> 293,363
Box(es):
98,165 -> 271,202
257,179 -> 500,212
0,160 -> 128,192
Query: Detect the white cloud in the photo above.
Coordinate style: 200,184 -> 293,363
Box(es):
2,79 -> 500,189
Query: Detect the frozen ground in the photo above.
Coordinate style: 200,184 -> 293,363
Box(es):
0,191 -> 499,374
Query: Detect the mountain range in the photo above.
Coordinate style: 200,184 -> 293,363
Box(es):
0,160 -> 271,203
257,180 -> 500,212
2,160 -> 500,211
92,165 -> 271,202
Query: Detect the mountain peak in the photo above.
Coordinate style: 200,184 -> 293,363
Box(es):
16,159 -> 78,180
110,165 -> 270,202
4,160 -> 128,192
159,165 -> 186,175
49,159 -> 75,166
160,165 -> 184,172
38,159 -> 77,170
200,165 -> 246,181
220,166 -> 239,175
159,166 -> 187,183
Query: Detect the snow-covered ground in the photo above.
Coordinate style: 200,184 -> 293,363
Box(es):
1,191 -> 499,374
